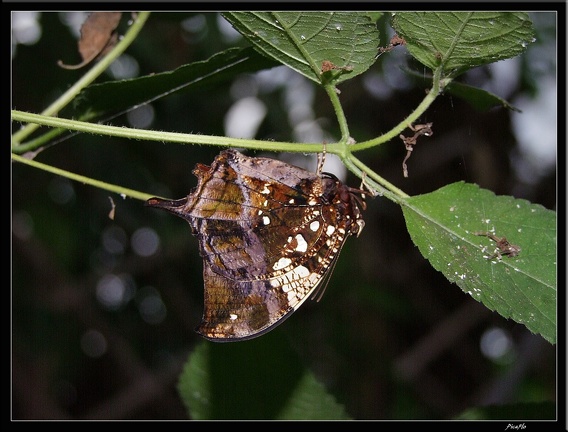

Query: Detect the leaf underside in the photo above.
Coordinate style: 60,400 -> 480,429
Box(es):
223,12 -> 379,84
392,12 -> 535,75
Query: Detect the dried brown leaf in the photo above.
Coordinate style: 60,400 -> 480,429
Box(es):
58,12 -> 122,70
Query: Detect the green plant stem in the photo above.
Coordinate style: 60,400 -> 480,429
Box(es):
11,153 -> 153,201
348,156 -> 409,201
325,84 -> 351,143
350,70 -> 452,152
14,127 -> 70,155
10,110 -> 325,154
11,109 -> 410,203
11,11 -> 151,145
11,109 -> 414,203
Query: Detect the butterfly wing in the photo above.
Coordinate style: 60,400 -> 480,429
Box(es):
146,149 -> 363,341
191,207 -> 351,341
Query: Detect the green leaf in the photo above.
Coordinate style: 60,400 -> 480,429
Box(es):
366,12 -> 384,24
402,67 -> 521,111
70,47 -> 279,121
445,80 -> 521,112
178,331 -> 351,420
222,12 -> 379,85
392,12 -> 535,76
401,182 -> 556,344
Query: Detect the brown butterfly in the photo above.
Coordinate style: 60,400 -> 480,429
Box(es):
146,149 -> 366,341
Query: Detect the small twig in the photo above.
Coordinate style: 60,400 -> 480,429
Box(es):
399,122 -> 433,177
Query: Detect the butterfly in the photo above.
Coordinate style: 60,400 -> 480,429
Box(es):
146,149 -> 366,341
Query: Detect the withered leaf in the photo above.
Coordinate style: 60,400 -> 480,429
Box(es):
58,12 -> 122,70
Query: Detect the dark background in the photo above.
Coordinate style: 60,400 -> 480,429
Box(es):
11,12 -> 558,420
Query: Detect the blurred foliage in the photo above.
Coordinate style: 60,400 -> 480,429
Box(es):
11,11 -> 557,421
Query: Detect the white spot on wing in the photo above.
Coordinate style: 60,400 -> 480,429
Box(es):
310,221 -> 320,232
294,233 -> 308,252
294,265 -> 310,278
308,273 -> 319,284
273,257 -> 292,270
